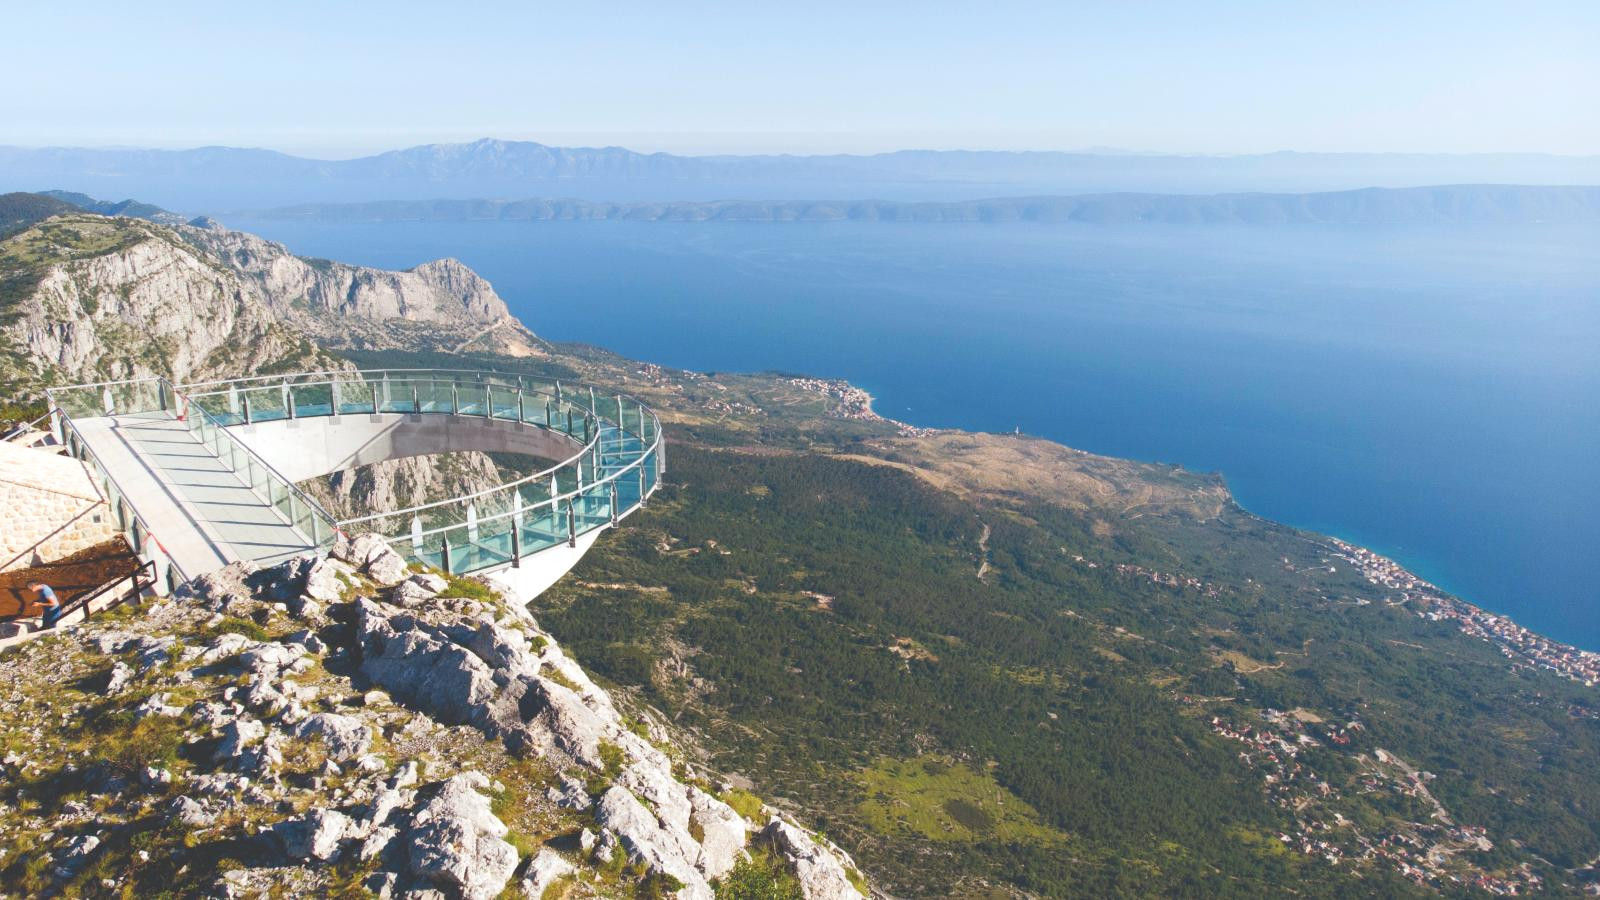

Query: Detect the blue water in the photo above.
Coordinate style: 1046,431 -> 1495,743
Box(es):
231,217 -> 1600,650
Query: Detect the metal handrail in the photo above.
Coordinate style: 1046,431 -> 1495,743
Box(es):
229,375 -> 609,524
55,413 -> 191,585
180,369 -> 658,528
169,379 -> 339,541
332,399 -> 610,524
397,433 -> 660,542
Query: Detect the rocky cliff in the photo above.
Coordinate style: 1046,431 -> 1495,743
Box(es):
0,538 -> 864,898
0,207 -> 541,397
180,221 -> 542,357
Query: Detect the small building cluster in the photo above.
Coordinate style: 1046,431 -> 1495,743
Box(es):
1208,709 -> 1546,894
1325,539 -> 1600,687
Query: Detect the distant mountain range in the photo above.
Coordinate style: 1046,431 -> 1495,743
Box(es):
3,139 -> 1598,210
255,185 -> 1600,226
36,190 -> 187,225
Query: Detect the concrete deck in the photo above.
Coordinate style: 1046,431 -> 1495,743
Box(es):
70,411 -> 316,578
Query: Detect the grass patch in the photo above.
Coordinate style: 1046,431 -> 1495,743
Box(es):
854,755 -> 1065,844
719,788 -> 765,822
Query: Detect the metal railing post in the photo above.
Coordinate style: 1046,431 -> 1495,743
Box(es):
484,383 -> 493,418
510,526 -> 521,568
371,384 -> 379,415
286,386 -> 296,420
451,383 -> 460,415
609,483 -> 619,526
241,394 -> 252,425
441,538 -> 452,575
567,502 -> 576,547
413,386 -> 421,414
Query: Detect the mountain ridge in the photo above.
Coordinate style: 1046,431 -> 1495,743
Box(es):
6,139 -> 1600,208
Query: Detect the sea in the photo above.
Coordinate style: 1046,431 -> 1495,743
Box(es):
230,216 -> 1600,651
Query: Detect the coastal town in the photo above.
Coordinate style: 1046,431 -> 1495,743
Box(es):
1323,539 -> 1600,688
784,376 -> 942,437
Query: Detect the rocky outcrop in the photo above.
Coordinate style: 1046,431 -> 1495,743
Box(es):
0,541 -> 865,898
299,450 -> 507,523
181,223 -> 542,356
1,215 -> 335,390
0,211 -> 540,396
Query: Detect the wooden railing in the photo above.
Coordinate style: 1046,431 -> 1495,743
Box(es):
58,559 -> 157,625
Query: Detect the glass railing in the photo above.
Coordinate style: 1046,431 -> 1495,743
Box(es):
47,379 -> 173,420
177,382 -> 339,549
54,415 -> 184,591
180,369 -> 664,575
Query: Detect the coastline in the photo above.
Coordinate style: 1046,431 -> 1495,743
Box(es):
785,369 -> 1600,687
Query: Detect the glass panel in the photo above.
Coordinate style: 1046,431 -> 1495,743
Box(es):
292,382 -> 333,418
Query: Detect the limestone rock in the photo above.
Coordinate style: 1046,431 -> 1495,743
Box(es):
170,796 -> 216,827
215,717 -> 266,764
293,712 -> 374,762
521,847 -> 575,898
403,773 -> 519,900
391,579 -> 436,608
366,547 -> 411,586
595,786 -> 711,897
762,818 -> 863,899
104,660 -> 134,695
273,809 -> 356,862
689,787 -> 748,879
355,601 -> 497,724
303,558 -> 344,603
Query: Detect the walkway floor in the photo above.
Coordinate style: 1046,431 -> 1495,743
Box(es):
70,411 -> 316,579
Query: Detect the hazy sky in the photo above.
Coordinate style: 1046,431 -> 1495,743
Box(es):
6,1 -> 1597,157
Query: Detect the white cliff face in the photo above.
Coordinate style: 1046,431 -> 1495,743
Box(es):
2,217 -> 332,387
179,223 -> 543,355
299,451 -> 507,522
0,212 -> 542,394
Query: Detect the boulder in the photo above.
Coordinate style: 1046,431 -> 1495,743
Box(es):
347,533 -> 389,567
355,601 -> 497,725
762,818 -> 863,899
403,772 -> 519,900
170,796 -> 215,827
177,561 -> 259,611
294,713 -> 374,762
273,809 -> 356,862
366,547 -> 411,586
214,717 -> 266,764
520,847 -> 575,898
303,558 -> 344,604
390,580 -> 436,608
689,787 -> 748,878
595,786 -> 710,897
192,632 -> 257,666
409,572 -> 449,594
104,661 -> 135,695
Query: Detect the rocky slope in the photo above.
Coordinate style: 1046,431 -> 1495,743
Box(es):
179,221 -> 542,357
0,537 -> 864,898
0,206 -> 541,397
298,452 -> 509,524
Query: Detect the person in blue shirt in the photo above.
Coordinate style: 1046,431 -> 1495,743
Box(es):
28,581 -> 61,629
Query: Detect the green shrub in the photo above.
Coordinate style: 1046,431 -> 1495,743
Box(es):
714,849 -> 803,899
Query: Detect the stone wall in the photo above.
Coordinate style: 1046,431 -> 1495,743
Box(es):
0,441 -> 114,570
